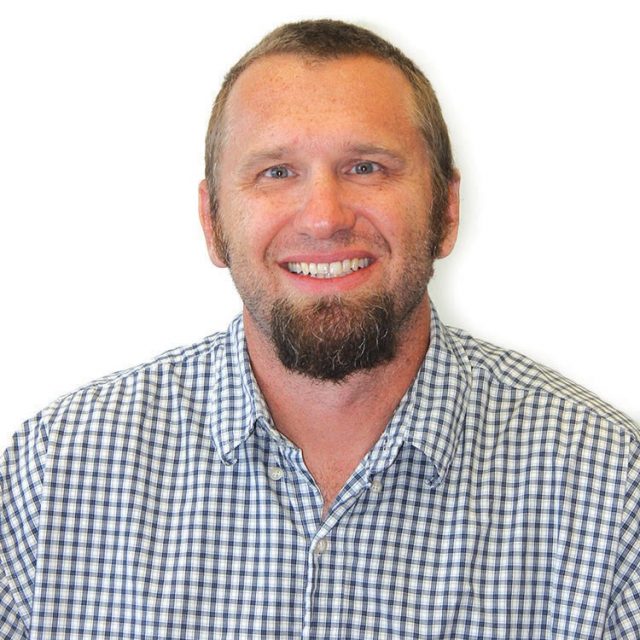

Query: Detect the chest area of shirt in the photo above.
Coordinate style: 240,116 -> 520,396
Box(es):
32,434 -> 621,638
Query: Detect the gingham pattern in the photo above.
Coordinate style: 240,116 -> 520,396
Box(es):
1,306 -> 639,639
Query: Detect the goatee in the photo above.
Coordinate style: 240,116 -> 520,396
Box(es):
270,293 -> 397,382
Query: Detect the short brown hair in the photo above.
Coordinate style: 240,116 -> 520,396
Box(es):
205,19 -> 455,253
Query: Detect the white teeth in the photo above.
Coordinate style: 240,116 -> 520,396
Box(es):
286,258 -> 371,278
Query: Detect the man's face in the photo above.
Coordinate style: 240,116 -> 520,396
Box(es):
200,54 -> 458,379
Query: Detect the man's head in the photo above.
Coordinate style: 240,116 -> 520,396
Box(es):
204,19 -> 456,262
199,20 -> 459,381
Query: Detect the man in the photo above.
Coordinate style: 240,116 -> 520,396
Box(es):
1,19 -> 638,639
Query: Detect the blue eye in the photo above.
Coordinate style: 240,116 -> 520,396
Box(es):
351,162 -> 379,175
266,165 -> 291,179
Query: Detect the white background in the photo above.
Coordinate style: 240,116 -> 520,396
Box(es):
1,1 -> 638,450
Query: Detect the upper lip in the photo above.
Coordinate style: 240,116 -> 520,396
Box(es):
278,251 -> 375,265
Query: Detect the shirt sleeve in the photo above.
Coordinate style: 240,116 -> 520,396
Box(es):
604,432 -> 640,639
0,415 -> 49,639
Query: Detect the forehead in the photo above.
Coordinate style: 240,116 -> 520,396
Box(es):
221,54 -> 419,145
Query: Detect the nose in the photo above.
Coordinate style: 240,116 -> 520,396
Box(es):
293,171 -> 356,239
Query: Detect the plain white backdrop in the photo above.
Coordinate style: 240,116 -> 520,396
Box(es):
1,1 -> 638,450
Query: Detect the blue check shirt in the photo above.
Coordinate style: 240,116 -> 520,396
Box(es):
2,306 -> 639,639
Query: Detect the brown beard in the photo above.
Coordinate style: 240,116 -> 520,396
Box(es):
270,293 -> 397,381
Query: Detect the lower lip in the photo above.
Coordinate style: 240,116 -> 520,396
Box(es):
280,262 -> 378,294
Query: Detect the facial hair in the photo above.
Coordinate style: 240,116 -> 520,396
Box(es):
219,212 -> 436,382
270,293 -> 397,381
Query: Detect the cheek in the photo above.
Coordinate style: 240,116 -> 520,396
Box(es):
237,194 -> 304,255
221,207 -> 289,267
362,200 -> 425,249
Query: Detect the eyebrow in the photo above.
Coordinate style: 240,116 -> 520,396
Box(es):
344,143 -> 408,169
238,147 -> 291,174
344,143 -> 404,159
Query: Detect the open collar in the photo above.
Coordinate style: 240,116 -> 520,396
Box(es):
208,303 -> 471,479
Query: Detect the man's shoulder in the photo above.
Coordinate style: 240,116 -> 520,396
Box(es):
444,323 -> 638,437
35,322 -> 240,434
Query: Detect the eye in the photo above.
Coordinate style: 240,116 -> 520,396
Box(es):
350,161 -> 380,175
264,165 -> 293,179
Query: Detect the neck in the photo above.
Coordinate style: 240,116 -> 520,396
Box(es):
244,296 -> 431,449
244,296 -> 431,513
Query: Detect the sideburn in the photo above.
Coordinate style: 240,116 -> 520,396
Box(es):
208,193 -> 232,266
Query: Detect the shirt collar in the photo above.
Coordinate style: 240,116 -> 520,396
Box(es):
207,315 -> 270,465
381,303 -> 472,486
208,303 -> 471,480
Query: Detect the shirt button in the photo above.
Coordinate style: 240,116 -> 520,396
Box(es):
370,479 -> 383,494
314,538 -> 329,555
268,466 -> 284,481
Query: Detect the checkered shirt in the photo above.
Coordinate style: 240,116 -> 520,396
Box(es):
2,305 -> 639,639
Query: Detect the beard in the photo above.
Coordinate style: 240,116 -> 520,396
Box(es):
232,254 -> 434,382
221,215 -> 436,382
270,292 -> 397,382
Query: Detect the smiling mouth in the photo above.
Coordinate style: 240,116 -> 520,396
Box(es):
286,258 -> 372,279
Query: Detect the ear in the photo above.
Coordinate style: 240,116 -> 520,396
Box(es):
436,171 -> 460,259
198,179 -> 228,268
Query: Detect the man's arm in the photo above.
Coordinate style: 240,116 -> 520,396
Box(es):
0,415 -> 49,639
604,435 -> 640,639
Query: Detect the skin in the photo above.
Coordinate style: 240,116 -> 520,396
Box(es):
199,54 -> 460,514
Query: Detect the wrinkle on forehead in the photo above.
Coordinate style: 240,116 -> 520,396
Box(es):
230,55 -> 414,119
